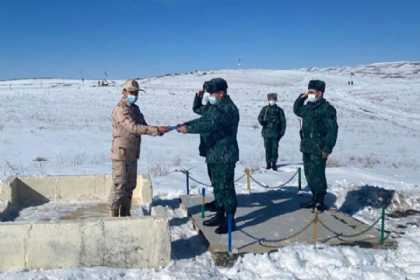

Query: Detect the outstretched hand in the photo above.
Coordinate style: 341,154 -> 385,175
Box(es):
176,125 -> 188,134
157,126 -> 170,136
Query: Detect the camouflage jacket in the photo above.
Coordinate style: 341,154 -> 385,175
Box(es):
293,94 -> 338,155
187,95 -> 240,163
258,104 -> 286,139
192,94 -> 211,157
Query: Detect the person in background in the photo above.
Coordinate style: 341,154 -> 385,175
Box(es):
258,93 -> 286,170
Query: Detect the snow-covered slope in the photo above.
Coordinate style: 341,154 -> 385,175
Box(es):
305,61 -> 420,79
0,62 -> 420,279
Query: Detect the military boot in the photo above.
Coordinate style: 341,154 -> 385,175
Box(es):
204,200 -> 217,212
315,194 -> 327,212
203,209 -> 225,227
120,206 -> 131,217
266,161 -> 272,170
315,201 -> 326,212
302,197 -> 316,209
272,161 -> 278,171
215,213 -> 236,234
111,208 -> 120,217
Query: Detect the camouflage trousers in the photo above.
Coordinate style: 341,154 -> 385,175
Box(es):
303,153 -> 327,202
264,137 -> 280,163
110,160 -> 138,212
208,163 -> 237,214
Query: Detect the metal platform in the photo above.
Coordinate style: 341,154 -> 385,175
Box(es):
181,189 -> 396,254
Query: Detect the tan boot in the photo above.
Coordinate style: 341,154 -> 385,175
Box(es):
111,208 -> 120,217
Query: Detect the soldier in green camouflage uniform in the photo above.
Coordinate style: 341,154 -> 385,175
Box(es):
177,78 -> 240,234
258,93 -> 286,170
293,80 -> 338,211
192,81 -> 217,212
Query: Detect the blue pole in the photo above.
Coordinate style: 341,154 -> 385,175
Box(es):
298,167 -> 302,191
201,188 -> 206,219
227,213 -> 233,254
186,170 -> 190,195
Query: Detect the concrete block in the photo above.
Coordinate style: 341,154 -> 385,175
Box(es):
80,220 -> 105,267
55,176 -> 105,201
0,175 -> 167,271
132,175 -> 153,205
9,175 -> 149,206
0,223 -> 29,271
99,175 -> 112,199
26,222 -> 82,269
17,176 -> 58,204
103,217 -> 170,268
0,217 -> 171,271
0,181 -> 5,201
0,181 -> 11,218
151,205 -> 168,218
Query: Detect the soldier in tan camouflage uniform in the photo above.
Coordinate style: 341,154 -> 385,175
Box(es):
110,80 -> 169,217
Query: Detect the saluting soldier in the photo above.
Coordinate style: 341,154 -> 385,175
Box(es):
192,81 -> 218,212
258,93 -> 286,170
177,78 -> 240,234
294,80 -> 338,211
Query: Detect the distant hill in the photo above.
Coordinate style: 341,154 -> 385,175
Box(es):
304,61 -> 420,79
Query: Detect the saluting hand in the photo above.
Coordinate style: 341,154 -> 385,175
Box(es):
196,90 -> 204,97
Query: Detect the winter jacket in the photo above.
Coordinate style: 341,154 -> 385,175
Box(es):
111,98 -> 159,161
293,94 -> 338,155
187,95 -> 240,164
258,104 -> 286,139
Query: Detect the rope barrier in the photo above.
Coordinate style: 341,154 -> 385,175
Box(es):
317,215 -> 388,239
248,170 -> 299,189
176,167 -> 300,190
178,166 -> 392,247
234,174 -> 246,182
187,175 -> 212,187
237,210 -> 391,250
238,215 -> 318,249
176,169 -> 246,188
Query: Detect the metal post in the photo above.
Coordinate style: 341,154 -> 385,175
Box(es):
227,213 -> 233,254
298,167 -> 302,191
245,168 -> 251,193
201,188 -> 206,219
312,210 -> 319,245
380,207 -> 385,245
185,170 -> 190,195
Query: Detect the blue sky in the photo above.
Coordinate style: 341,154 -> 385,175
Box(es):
1,0 -> 419,79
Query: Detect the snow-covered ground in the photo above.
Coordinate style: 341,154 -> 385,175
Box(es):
0,61 -> 420,279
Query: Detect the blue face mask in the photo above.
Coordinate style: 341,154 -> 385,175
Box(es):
127,95 -> 138,105
208,95 -> 218,105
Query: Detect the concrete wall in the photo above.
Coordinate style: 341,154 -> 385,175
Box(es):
0,216 -> 171,271
0,175 -> 153,210
0,179 -> 12,221
0,175 -> 168,270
